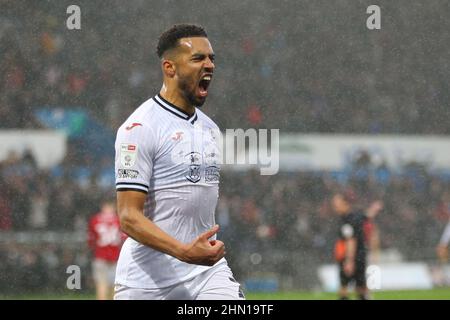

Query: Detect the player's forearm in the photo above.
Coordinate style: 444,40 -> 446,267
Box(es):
119,208 -> 187,260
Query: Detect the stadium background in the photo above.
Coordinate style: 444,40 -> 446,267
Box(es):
1,0 -> 450,299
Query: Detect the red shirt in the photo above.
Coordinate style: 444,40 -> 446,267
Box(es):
88,211 -> 126,262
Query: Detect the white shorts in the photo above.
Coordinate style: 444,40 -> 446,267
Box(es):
92,259 -> 117,286
114,263 -> 245,300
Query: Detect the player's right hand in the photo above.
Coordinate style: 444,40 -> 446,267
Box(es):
179,225 -> 226,266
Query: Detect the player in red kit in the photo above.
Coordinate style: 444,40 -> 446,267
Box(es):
88,200 -> 126,300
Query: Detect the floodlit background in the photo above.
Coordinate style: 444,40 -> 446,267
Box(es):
1,0 -> 450,299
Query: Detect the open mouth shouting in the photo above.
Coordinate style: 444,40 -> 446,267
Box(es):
198,73 -> 213,98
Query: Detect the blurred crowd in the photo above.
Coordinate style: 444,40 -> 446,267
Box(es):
2,147 -> 449,251
1,1 -> 449,134
219,154 -> 450,261
0,146 -> 111,293
1,1 -> 450,292
0,241 -> 90,294
1,147 -> 450,291
0,148 -> 113,232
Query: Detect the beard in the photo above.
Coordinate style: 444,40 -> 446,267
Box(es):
178,74 -> 207,107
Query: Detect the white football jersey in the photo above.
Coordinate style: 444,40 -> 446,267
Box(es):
114,94 -> 226,289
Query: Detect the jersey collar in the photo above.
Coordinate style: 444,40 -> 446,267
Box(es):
153,94 -> 198,124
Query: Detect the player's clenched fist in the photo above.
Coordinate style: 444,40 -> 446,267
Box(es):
179,225 -> 226,266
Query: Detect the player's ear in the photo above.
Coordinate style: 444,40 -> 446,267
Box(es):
162,59 -> 176,78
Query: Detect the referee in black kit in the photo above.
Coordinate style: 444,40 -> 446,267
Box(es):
332,189 -> 380,300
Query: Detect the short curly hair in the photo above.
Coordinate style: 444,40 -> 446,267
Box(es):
156,24 -> 208,58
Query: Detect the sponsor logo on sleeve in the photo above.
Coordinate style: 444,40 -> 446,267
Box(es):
205,166 -> 220,183
125,123 -> 142,130
120,143 -> 138,167
117,169 -> 139,179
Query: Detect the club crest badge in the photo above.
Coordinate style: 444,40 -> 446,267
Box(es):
185,152 -> 201,183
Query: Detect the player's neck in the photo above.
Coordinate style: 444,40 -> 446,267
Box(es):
159,86 -> 195,116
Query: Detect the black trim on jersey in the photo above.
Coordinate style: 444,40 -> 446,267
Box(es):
157,94 -> 191,117
116,188 -> 148,194
153,97 -> 188,120
153,94 -> 198,122
115,182 -> 149,189
190,113 -> 198,124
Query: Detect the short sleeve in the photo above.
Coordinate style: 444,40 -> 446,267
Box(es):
115,123 -> 155,193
